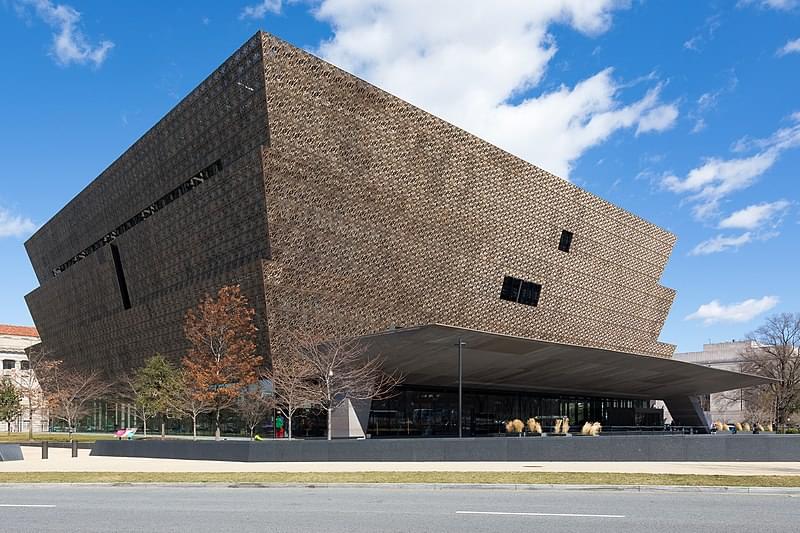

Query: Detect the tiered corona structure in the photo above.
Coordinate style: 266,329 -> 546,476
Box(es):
26,33 -> 764,434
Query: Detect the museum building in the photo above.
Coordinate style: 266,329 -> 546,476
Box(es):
24,32 -> 768,436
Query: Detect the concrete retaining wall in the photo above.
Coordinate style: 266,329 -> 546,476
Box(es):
90,435 -> 800,462
0,444 -> 24,461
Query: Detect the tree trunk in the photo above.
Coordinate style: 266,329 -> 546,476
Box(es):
215,409 -> 221,440
161,420 -> 166,440
327,408 -> 332,440
27,397 -> 34,441
287,414 -> 292,440
143,416 -> 147,437
192,414 -> 197,441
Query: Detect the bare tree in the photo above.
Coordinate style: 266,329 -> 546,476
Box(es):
8,344 -> 57,440
118,374 -> 157,437
295,333 -> 401,440
236,385 -> 274,439
169,370 -> 213,440
42,363 -> 112,441
266,349 -> 316,439
739,313 -> 800,432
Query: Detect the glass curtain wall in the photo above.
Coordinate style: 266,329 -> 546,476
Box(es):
368,386 -> 654,437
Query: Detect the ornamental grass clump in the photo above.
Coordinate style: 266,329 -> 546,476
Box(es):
561,417 -> 570,434
735,422 -> 743,432
511,419 -> 524,433
590,422 -> 602,436
767,423 -> 774,432
505,420 -> 514,433
713,421 -> 726,432
743,423 -> 751,432
526,418 -> 542,434
553,418 -> 563,434
581,422 -> 592,435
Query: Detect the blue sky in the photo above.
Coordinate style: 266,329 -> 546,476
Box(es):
1,0 -> 798,353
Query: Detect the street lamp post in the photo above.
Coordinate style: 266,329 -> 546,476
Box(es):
456,337 -> 466,438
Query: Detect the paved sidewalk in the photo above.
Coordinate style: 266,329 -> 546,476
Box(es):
2,446 -> 799,475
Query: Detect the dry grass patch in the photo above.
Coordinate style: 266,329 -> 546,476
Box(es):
1,471 -> 799,487
0,433 -> 117,443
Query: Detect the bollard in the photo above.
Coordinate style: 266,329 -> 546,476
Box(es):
71,439 -> 78,458
41,441 -> 48,460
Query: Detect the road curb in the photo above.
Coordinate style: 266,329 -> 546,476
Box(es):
3,482 -> 800,494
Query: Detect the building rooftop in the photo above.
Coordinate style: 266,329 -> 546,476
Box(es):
0,325 -> 39,337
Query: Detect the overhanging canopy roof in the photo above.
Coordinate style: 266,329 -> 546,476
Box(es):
358,324 -> 772,400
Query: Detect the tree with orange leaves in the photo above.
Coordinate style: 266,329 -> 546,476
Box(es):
182,285 -> 263,440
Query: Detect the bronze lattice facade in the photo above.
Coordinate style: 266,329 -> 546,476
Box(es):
25,32 -> 676,378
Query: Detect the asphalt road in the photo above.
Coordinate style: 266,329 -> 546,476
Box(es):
0,485 -> 797,532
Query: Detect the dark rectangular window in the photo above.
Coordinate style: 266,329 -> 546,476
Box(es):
558,230 -> 573,253
518,281 -> 542,306
500,276 -> 522,302
2,359 -> 15,370
110,243 -> 132,310
500,276 -> 542,307
20,360 -> 30,370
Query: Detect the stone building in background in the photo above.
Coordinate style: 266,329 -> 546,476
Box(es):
0,325 -> 48,433
24,32 -> 767,436
672,340 -> 756,424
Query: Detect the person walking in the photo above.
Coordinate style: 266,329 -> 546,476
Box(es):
275,415 -> 285,438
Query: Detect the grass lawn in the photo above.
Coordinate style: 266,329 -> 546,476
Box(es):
1,471 -> 799,486
0,433 -> 117,443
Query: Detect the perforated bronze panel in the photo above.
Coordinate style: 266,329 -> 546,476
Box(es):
25,35 -> 272,373
24,31 -> 676,377
259,33 -> 676,359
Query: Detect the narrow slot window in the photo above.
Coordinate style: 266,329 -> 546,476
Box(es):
558,230 -> 573,253
110,243 -> 132,310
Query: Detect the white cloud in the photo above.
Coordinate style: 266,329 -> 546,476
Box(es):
663,151 -> 779,219
738,0 -> 799,10
240,0 -> 282,19
686,296 -> 780,325
312,0 -> 678,178
689,232 -> 753,255
778,37 -> 800,56
718,200 -> 791,230
689,73 -> 737,134
662,114 -> 800,218
636,103 -> 679,135
20,0 -> 114,67
0,207 -> 36,239
683,14 -> 721,52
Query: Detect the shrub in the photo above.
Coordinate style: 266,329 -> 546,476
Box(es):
767,423 -> 774,432
581,422 -> 592,435
590,422 -> 602,436
511,419 -> 524,433
526,418 -> 541,433
734,422 -> 743,432
743,423 -> 751,432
